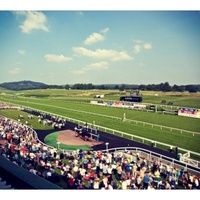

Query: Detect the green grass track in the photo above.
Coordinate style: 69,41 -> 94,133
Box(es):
0,97 -> 200,153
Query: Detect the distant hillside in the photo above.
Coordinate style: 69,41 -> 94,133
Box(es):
0,81 -> 48,90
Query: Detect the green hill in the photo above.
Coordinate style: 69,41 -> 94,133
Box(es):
0,80 -> 48,91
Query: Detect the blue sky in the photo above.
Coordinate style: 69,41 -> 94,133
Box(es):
0,10 -> 200,85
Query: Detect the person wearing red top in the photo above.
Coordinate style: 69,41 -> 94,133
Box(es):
7,133 -> 12,143
97,151 -> 102,159
68,177 -> 74,189
21,146 -> 27,153
89,170 -> 95,180
10,143 -> 15,152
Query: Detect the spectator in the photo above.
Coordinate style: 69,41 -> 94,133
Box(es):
93,177 -> 100,189
143,172 -> 150,189
121,177 -> 127,190
0,113 -> 199,190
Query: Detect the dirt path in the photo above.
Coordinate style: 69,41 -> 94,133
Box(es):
57,129 -> 103,147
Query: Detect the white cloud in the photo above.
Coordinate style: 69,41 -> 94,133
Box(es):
84,32 -> 105,45
134,45 -> 142,53
85,61 -> 109,70
72,70 -> 85,74
100,27 -> 109,33
133,40 -> 153,53
14,11 -> 49,34
45,54 -> 73,63
112,51 -> 133,61
73,47 -> 133,61
144,43 -> 152,49
84,27 -> 109,45
18,49 -> 25,55
8,67 -> 22,74
72,61 -> 109,74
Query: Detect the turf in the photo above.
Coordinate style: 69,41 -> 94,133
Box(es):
44,132 -> 92,151
0,89 -> 199,154
0,109 -> 52,130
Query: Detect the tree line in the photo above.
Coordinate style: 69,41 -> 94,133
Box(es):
0,81 -> 199,92
62,82 -> 199,93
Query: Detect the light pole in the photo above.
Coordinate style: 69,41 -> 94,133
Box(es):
105,142 -> 109,152
57,142 -> 60,149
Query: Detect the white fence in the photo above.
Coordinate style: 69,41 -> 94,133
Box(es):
100,147 -> 200,176
1,100 -> 200,161
17,105 -> 200,160
0,112 -> 200,175
15,118 -> 200,176
2,97 -> 199,136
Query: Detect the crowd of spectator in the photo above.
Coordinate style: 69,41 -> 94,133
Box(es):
37,113 -> 67,129
0,102 -> 17,109
0,112 -> 200,190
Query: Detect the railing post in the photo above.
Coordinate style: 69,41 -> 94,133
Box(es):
104,142 -> 109,152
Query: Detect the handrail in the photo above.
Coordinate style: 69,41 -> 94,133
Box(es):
95,124 -> 200,157
100,147 -> 200,175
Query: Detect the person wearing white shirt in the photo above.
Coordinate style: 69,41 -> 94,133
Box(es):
122,179 -> 127,190
102,163 -> 108,176
108,183 -> 113,190
148,184 -> 155,190
126,177 -> 131,187
79,167 -> 86,177
93,178 -> 100,189
107,164 -> 113,175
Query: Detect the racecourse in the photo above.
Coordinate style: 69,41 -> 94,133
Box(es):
0,89 -> 199,158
